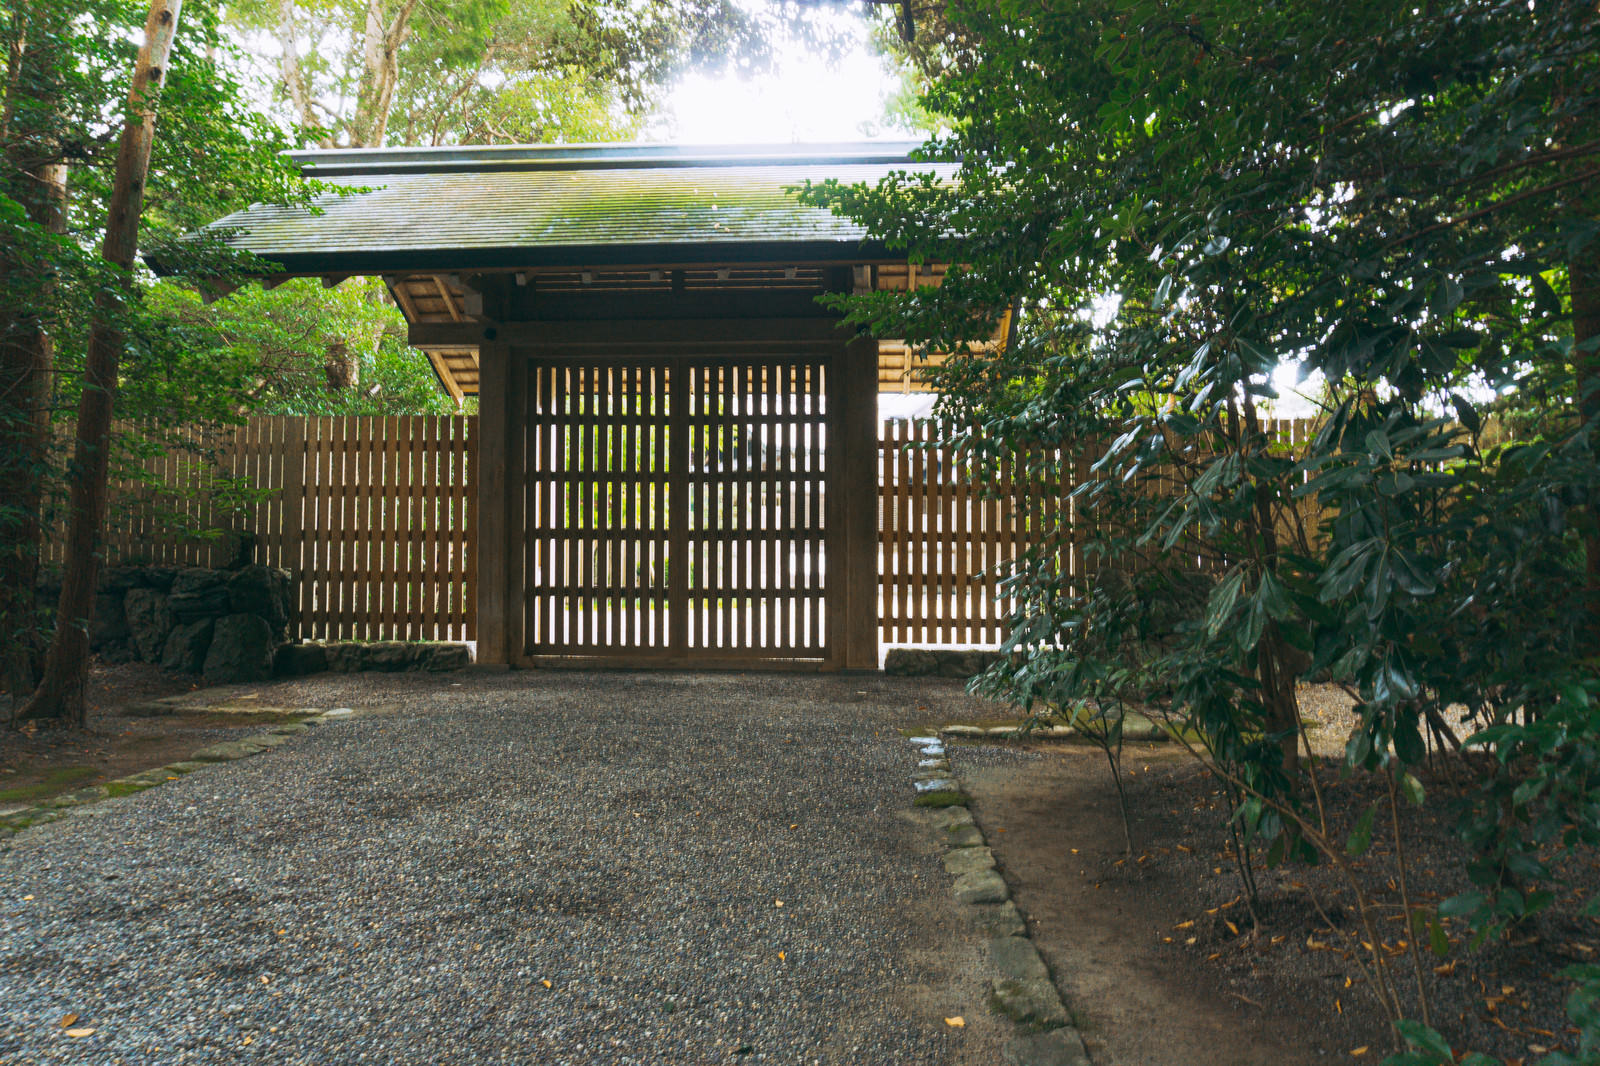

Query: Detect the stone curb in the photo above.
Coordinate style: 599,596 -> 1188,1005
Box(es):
906,734 -> 1093,1066
939,711 -> 1170,744
0,706 -> 354,841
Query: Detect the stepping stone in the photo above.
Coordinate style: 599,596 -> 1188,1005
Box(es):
907,735 -> 940,746
915,778 -> 959,793
942,725 -> 985,737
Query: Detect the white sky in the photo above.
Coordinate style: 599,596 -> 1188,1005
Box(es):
648,11 -> 912,143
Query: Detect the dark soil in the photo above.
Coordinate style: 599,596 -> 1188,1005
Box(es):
955,740 -> 1597,1066
0,660 -> 302,807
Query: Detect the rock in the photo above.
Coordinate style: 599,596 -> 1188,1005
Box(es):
991,936 -> 1051,983
160,619 -> 214,673
202,613 -> 276,684
968,901 -> 1027,938
101,566 -> 144,592
1005,1029 -> 1091,1066
90,591 -> 129,650
883,648 -> 937,676
946,823 -> 985,848
915,777 -> 960,793
169,569 -> 229,622
925,806 -> 975,830
39,785 -> 110,809
422,643 -> 471,671
943,846 -> 996,877
363,641 -> 414,672
163,761 -> 208,774
227,564 -> 292,636
325,643 -> 365,673
953,869 -> 1010,904
274,643 -> 328,677
269,722 -> 309,735
122,585 -> 174,659
97,641 -> 136,664
989,977 -> 1068,1027
942,724 -> 986,737
190,739 -> 271,762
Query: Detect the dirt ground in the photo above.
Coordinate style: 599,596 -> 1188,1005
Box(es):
0,660 -> 307,809
954,691 -> 1598,1065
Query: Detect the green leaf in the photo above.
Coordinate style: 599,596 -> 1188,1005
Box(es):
1399,772 -> 1425,806
1346,801 -> 1379,857
1205,569 -> 1246,638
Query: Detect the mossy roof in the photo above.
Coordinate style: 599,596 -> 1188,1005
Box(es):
202,142 -> 945,274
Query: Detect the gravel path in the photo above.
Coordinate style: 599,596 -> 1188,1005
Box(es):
0,672 -> 1005,1065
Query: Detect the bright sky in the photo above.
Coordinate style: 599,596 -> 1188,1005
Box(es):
648,10 -> 913,144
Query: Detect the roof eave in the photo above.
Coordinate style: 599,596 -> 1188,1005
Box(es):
198,238 -> 910,279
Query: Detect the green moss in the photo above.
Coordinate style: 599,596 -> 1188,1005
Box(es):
0,765 -> 97,804
914,791 -> 970,808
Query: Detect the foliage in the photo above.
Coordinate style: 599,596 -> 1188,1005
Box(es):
146,278 -> 465,416
231,0 -> 799,147
805,0 -> 1600,1056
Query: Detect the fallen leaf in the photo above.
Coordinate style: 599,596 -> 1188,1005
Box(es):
1175,920 -> 1194,930
540,980 -> 552,989
1351,1047 -> 1368,1057
778,951 -> 786,962
944,1017 -> 965,1028
65,1028 -> 95,1038
58,1014 -> 78,1028
774,900 -> 784,908
1225,921 -> 1240,937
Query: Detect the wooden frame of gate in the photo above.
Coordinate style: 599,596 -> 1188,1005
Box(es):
475,319 -> 879,671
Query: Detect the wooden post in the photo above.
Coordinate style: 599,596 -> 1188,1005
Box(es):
476,339 -> 510,664
838,332 -> 880,670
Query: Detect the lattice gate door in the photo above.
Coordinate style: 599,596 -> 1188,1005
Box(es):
518,351 -> 832,666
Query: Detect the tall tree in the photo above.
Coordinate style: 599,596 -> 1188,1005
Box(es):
0,0 -> 70,696
248,0 -> 779,148
16,0 -> 182,724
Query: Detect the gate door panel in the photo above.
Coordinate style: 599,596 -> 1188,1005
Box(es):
519,350 -> 831,664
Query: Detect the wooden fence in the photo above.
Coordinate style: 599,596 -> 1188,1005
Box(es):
68,413 -> 1320,651
875,417 -> 1323,647
58,416 -> 477,641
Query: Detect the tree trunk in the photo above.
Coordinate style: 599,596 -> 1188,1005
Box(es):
15,0 -> 182,725
0,163 -> 66,700
349,0 -> 417,147
0,1 -> 69,703
1575,239 -> 1600,656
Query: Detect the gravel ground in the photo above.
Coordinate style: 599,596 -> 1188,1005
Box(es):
0,671 -> 1005,1065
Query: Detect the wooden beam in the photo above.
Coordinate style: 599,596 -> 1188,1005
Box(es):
475,339 -> 511,664
410,317 -> 847,350
322,275 -> 350,289
838,332 -> 882,670
432,275 -> 464,323
423,349 -> 466,407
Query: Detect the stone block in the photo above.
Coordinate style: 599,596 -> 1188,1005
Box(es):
990,977 -> 1068,1027
274,642 -> 328,677
423,643 -> 471,671
943,846 -> 996,877
161,618 -> 214,673
1005,1029 -> 1091,1066
125,588 -> 176,663
169,569 -> 229,623
990,936 -> 1051,983
227,564 -> 292,636
90,591 -> 129,650
203,613 -> 276,684
953,869 -> 1010,904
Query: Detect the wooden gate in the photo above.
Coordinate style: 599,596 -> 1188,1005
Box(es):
513,349 -> 833,666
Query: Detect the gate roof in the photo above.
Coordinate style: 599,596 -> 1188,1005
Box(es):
199,142 -> 946,274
